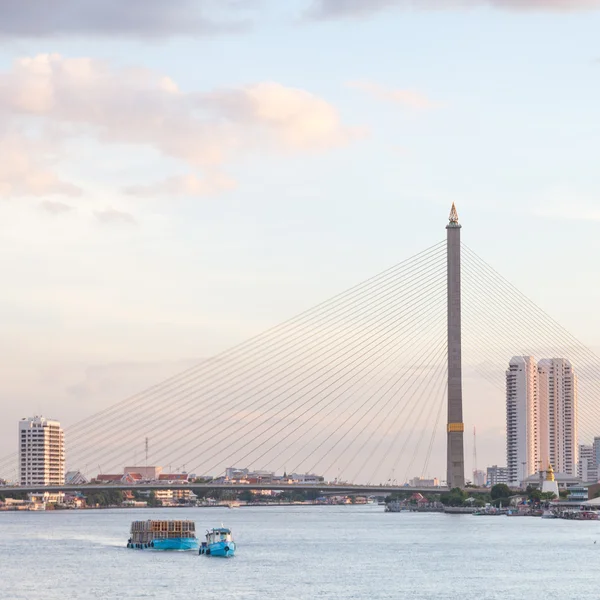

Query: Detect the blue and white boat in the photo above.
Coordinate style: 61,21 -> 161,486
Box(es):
127,520 -> 199,551
199,527 -> 236,557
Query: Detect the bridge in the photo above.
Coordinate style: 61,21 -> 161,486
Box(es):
1,483 -> 453,495
2,205 -> 600,491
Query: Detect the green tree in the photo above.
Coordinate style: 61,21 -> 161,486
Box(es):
491,484 -> 511,500
440,488 -> 467,507
239,490 -> 255,504
525,485 -> 542,503
147,491 -> 161,507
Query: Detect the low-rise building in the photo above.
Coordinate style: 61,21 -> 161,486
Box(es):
287,473 -> 323,484
65,471 -> 88,485
124,466 -> 162,480
521,470 -> 579,491
158,473 -> 190,484
410,477 -> 439,488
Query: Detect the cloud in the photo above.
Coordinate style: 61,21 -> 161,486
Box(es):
39,200 -> 76,215
0,0 -> 257,38
308,0 -> 600,19
348,81 -> 437,109
94,208 -> 136,225
0,132 -> 82,197
0,54 -> 359,194
126,172 -> 237,198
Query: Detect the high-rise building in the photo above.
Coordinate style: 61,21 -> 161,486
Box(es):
578,444 -> 597,483
538,359 -> 578,476
594,437 -> 600,471
506,356 -> 579,486
473,470 -> 486,487
486,465 -> 509,487
19,416 -> 65,486
506,356 -> 545,486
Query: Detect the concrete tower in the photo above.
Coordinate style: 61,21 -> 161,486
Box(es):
446,204 -> 465,488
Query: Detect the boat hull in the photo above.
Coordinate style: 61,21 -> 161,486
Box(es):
128,537 -> 199,551
201,540 -> 236,557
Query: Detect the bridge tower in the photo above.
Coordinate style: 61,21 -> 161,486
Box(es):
446,203 -> 465,488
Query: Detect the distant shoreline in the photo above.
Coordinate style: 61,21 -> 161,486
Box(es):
0,502 -> 382,513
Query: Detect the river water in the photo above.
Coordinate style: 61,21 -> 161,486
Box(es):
1,505 -> 598,599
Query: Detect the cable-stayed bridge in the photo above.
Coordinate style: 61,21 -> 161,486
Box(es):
2,205 -> 600,491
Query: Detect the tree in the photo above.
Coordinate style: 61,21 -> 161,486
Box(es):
491,484 -> 511,501
440,488 -> 467,507
239,490 -> 255,504
526,485 -> 542,503
540,491 -> 557,501
147,491 -> 161,507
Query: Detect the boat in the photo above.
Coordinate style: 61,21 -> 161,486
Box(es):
127,520 -> 199,551
199,527 -> 236,557
542,509 -> 557,519
473,508 -> 506,516
385,501 -> 408,513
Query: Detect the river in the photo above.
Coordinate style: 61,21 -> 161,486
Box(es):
1,505 -> 598,599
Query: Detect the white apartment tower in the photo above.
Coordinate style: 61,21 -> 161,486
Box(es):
506,356 -> 547,486
538,359 -> 578,476
19,416 -> 65,486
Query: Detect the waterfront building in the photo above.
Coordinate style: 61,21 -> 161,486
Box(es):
506,356 -> 545,486
521,469 -> 579,491
567,484 -> 589,503
538,358 -> 578,476
506,357 -> 579,486
18,416 -> 65,486
486,465 -> 509,487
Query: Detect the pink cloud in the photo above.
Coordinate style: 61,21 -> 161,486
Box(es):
0,54 -> 362,196
0,132 -> 81,197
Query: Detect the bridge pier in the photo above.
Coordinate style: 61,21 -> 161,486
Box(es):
446,204 -> 465,489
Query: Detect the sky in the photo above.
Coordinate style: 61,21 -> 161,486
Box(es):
1,0 -> 600,481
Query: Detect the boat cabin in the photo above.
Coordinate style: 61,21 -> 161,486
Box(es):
206,527 -> 233,544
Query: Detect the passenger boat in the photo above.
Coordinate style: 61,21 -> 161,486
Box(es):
127,520 -> 199,551
199,527 -> 236,557
541,509 -> 557,519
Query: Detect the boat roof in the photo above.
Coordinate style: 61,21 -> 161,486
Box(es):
208,527 -> 231,533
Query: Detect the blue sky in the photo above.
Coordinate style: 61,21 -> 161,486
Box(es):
1,0 -> 600,479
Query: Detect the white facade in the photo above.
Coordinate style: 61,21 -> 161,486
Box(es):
506,356 -> 544,486
506,356 -> 579,487
473,470 -> 486,487
538,358 -> 578,476
19,416 -> 65,486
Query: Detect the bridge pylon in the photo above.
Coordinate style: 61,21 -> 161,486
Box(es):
446,203 -> 465,488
